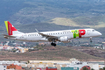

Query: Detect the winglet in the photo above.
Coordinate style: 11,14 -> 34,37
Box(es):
35,29 -> 39,33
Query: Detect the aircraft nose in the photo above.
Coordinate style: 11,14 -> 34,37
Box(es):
98,32 -> 102,36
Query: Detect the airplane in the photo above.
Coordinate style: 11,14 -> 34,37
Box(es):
3,21 -> 102,46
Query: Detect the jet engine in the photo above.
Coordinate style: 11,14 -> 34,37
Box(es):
59,36 -> 70,43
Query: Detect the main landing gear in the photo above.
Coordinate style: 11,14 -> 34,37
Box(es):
51,42 -> 56,46
90,37 -> 92,43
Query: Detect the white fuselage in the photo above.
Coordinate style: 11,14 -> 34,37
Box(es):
10,28 -> 102,42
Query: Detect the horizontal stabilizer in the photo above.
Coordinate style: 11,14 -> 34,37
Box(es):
3,34 -> 16,39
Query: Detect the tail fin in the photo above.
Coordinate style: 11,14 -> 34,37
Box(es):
4,21 -> 23,36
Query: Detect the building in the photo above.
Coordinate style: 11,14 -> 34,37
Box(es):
0,61 -> 20,65
7,64 -> 22,70
0,65 -> 7,70
26,58 -> 89,70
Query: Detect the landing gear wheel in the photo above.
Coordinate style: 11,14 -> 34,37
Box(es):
51,42 -> 53,46
53,43 -> 56,46
51,42 -> 56,47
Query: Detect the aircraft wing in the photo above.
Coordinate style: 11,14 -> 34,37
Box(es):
39,33 -> 57,38
39,33 -> 59,42
35,29 -> 59,41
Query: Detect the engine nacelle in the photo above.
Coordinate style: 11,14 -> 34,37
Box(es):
59,36 -> 70,43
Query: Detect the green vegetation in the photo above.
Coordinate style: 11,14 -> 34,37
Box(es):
100,67 -> 105,70
83,67 -> 89,70
103,67 -> 105,70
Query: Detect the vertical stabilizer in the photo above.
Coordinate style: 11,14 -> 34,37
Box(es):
4,21 -> 23,36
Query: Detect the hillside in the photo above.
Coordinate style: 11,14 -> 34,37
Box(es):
0,46 -> 103,61
0,0 -> 25,24
1,0 -> 105,26
49,16 -> 105,28
72,47 -> 105,59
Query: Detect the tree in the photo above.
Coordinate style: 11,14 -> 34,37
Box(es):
100,68 -> 103,70
103,67 -> 105,70
83,67 -> 89,70
91,69 -> 94,70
